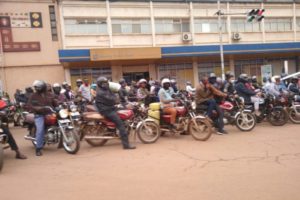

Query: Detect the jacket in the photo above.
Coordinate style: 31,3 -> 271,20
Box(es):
95,88 -> 117,113
235,81 -> 256,103
195,82 -> 227,104
27,92 -> 58,115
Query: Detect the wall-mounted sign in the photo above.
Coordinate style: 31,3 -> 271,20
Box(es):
0,14 -> 41,52
90,47 -> 161,61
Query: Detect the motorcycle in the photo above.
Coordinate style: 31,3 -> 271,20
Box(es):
24,106 -> 80,154
80,103 -> 160,146
0,110 -> 10,172
285,94 -> 300,124
148,93 -> 213,141
13,102 -> 26,126
247,93 -> 288,126
196,95 -> 256,132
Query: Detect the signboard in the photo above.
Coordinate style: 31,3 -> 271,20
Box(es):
0,12 -> 42,28
261,65 -> 272,83
90,47 -> 161,61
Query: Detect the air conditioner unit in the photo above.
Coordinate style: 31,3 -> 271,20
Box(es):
182,33 -> 192,41
232,32 -> 241,40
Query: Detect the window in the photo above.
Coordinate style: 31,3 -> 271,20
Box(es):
264,18 -> 293,32
198,61 -> 230,79
194,18 -> 226,33
234,59 -> 264,79
296,18 -> 300,31
231,18 -> 261,32
155,19 -> 190,34
49,6 -> 58,41
158,63 -> 193,89
111,19 -> 151,34
65,18 -> 107,35
70,67 -> 112,88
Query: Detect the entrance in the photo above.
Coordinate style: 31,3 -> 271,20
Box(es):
123,72 -> 149,83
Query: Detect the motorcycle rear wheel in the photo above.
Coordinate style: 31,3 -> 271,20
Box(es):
235,112 -> 256,132
137,121 -> 160,144
84,125 -> 108,147
62,129 -> 80,154
288,108 -> 300,124
189,118 -> 212,141
267,109 -> 288,126
0,144 -> 4,172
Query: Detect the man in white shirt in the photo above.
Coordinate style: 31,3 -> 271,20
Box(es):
78,78 -> 92,102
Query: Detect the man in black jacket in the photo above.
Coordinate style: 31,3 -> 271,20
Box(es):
118,79 -> 129,107
95,77 -> 135,150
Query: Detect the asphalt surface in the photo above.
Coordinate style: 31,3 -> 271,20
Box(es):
0,122 -> 300,200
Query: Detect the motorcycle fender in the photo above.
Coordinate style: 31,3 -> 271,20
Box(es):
234,110 -> 252,119
136,118 -> 157,130
189,116 -> 211,126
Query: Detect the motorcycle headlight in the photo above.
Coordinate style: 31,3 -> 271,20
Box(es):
70,105 -> 77,112
191,101 -> 196,110
59,109 -> 69,119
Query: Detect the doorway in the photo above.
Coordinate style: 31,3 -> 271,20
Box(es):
123,72 -> 149,83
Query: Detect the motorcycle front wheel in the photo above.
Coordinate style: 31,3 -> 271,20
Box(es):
235,112 -> 256,132
136,121 -> 160,144
62,129 -> 80,154
0,144 -> 4,172
188,118 -> 212,141
288,107 -> 300,124
267,108 -> 288,126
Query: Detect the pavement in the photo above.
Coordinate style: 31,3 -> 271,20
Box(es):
0,122 -> 300,200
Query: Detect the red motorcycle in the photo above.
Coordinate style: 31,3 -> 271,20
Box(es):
80,103 -> 160,146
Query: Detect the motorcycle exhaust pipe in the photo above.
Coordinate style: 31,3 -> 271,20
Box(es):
84,136 -> 117,140
24,135 -> 36,141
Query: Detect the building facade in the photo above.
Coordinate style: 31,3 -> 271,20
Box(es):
0,0 -> 64,97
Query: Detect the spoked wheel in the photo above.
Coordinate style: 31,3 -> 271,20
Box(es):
137,121 -> 160,144
288,107 -> 300,124
62,129 -> 80,154
236,112 -> 256,131
84,125 -> 109,147
267,108 -> 288,126
0,144 -> 4,172
189,117 -> 213,141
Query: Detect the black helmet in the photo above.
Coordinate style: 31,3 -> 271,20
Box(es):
238,74 -> 249,83
119,78 -> 126,85
291,76 -> 299,83
97,76 -> 108,88
251,76 -> 257,83
33,80 -> 47,93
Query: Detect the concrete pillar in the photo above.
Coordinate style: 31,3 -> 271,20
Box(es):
293,3 -> 297,42
64,68 -> 71,83
229,58 -> 235,76
192,61 -> 199,86
111,66 -> 122,82
150,1 -> 156,47
227,2 -> 231,44
189,2 -> 195,45
261,2 -> 266,43
149,64 -> 157,80
106,0 -> 113,47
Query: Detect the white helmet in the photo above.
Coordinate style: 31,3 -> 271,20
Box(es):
170,79 -> 176,84
138,79 -> 147,85
161,78 -> 171,86
53,83 -> 60,88
271,75 -> 280,83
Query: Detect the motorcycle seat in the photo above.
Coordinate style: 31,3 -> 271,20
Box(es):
83,112 -> 104,121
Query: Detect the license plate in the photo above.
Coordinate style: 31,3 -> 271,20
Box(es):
59,119 -> 71,124
71,112 -> 80,116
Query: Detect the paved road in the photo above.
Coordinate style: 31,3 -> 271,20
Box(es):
1,123 -> 300,200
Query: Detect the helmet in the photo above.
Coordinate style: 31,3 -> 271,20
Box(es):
76,79 -> 83,83
52,83 -> 61,94
25,87 -> 33,93
96,76 -> 108,88
225,71 -> 234,79
161,78 -> 171,86
138,79 -> 147,86
216,77 -> 222,83
291,76 -> 299,83
170,79 -> 177,84
91,83 -> 97,90
238,74 -> 249,83
209,73 -> 216,78
186,81 -> 192,85
251,76 -> 257,82
33,80 -> 47,93
53,83 -> 60,88
119,78 -> 126,85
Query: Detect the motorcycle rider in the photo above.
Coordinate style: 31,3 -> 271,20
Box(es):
288,76 -> 300,95
118,79 -> 129,107
195,76 -> 228,135
186,81 -> 196,96
158,78 -> 177,130
235,74 -> 261,116
0,98 -> 27,159
251,76 -> 261,90
95,77 -> 135,150
78,78 -> 92,102
223,73 -> 235,94
27,80 -> 58,156
53,83 -> 67,103
137,79 -> 150,105
269,75 -> 287,97
170,79 -> 178,93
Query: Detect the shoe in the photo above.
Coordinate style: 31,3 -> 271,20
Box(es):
222,130 -> 228,134
123,145 -> 136,150
216,131 -> 224,135
16,152 -> 27,159
36,148 -> 43,156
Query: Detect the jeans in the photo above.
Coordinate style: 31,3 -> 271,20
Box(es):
100,110 -> 130,148
2,126 -> 18,151
205,99 -> 224,132
206,99 -> 217,118
34,115 -> 45,149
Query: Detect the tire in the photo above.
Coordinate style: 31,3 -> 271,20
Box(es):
0,144 -> 4,172
235,112 -> 256,132
189,118 -> 212,141
288,107 -> 300,124
267,108 -> 288,126
62,129 -> 80,154
84,125 -> 108,147
137,121 -> 160,144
